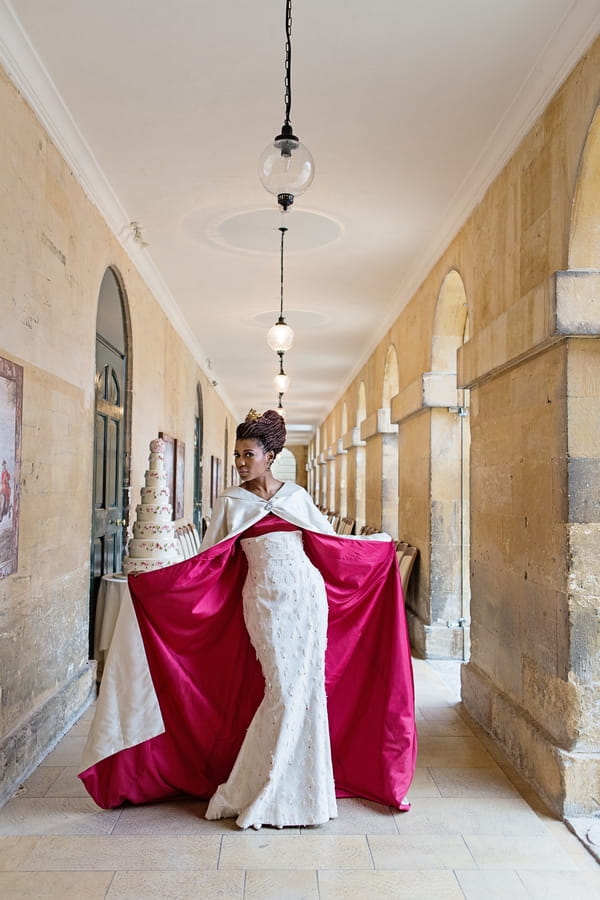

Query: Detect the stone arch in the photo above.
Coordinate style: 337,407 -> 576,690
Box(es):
432,269 -> 469,369
338,402 -> 349,516
272,446 -> 297,482
569,104 -> 600,268
428,269 -> 470,659
382,344 -> 399,406
355,382 -> 367,529
327,418 -> 336,512
380,345 -> 400,536
91,266 -> 132,653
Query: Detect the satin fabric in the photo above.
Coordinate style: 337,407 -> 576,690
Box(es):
79,511 -> 417,811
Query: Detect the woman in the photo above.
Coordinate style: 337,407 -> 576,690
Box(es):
203,409 -> 337,829
79,412 -> 416,820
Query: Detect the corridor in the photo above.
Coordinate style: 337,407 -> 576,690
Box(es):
0,659 -> 597,899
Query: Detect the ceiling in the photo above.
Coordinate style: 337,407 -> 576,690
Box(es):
2,1 -> 599,443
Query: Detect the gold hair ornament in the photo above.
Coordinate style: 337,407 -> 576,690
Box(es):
245,409 -> 260,422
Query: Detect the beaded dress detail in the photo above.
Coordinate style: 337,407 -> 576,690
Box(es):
205,529 -> 337,829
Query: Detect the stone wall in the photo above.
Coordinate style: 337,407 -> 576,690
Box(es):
311,38 -> 600,815
0,66 -> 236,806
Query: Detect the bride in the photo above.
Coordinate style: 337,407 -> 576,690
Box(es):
203,409 -> 338,829
79,409 -> 416,825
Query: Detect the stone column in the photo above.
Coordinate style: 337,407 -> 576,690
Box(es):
392,373 -> 469,658
360,409 -> 398,534
459,269 -> 600,816
335,438 -> 348,517
342,427 -> 365,528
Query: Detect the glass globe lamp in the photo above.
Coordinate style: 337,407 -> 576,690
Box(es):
267,319 -> 294,352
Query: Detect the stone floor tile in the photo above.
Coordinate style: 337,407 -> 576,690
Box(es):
114,799 -> 302,836
547,817 -> 600,872
12,768 -> 64,799
429,765 -> 521,798
464,834 -> 580,869
219,834 -> 372,869
16,835 -> 220,870
45,767 -> 91,798
417,707 -> 473,734
306,798 -> 398,834
392,797 -> 546,836
0,836 -> 40,870
413,688 -> 455,709
564,816 -> 600,865
107,869 -> 244,898
245,868 -> 319,899
0,799 -> 120,835
416,735 -> 496,766
39,736 -> 88,767
405,768 -> 442,798
517,867 -> 600,898
416,718 -> 474,738
455,869 -> 530,898
65,710 -> 97,736
113,799 -> 213,835
367,834 -> 475,869
318,868 -> 464,899
0,870 -> 114,899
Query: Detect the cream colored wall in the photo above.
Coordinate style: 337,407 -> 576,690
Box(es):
314,38 -> 600,815
0,66 -> 236,805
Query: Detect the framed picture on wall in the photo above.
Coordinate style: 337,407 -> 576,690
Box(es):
174,438 -> 185,520
0,356 -> 23,578
158,432 -> 175,518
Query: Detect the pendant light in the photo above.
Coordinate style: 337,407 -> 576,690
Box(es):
259,0 -> 314,213
274,350 -> 290,393
267,226 -> 294,352
276,392 -> 286,418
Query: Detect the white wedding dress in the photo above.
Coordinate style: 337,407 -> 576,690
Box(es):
205,529 -> 338,829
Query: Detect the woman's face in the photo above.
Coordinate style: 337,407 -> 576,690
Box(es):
234,438 -> 273,482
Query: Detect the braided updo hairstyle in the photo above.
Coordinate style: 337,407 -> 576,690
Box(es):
236,409 -> 286,456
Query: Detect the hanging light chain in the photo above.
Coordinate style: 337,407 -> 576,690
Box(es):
279,225 -> 287,321
283,0 -> 293,128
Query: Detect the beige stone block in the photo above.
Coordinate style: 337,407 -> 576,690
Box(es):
567,397 -> 600,456
556,270 -> 600,334
245,869 -> 317,899
319,869 -> 464,899
464,834 -> 577,870
422,372 -> 459,408
219,834 -> 372,869
391,377 -> 422,423
21,835 -> 220,870
0,871 -> 113,899
368,834 -> 476,870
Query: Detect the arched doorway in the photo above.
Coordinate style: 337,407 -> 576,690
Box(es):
90,267 -> 131,654
355,382 -> 367,530
272,447 -> 297,481
430,269 -> 470,659
338,402 -> 348,517
381,345 -> 400,536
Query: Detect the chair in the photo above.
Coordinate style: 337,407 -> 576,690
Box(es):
175,522 -> 200,560
338,517 -> 355,535
396,543 -> 419,595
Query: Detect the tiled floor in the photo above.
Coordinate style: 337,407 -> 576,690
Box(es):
0,658 -> 598,899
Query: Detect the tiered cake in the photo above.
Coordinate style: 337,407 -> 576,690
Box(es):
123,438 -> 182,574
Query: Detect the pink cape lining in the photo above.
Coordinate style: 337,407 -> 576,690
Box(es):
79,519 -> 417,810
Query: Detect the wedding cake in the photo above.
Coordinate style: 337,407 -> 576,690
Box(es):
123,438 -> 182,574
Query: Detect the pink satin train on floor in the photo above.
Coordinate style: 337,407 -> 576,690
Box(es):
79,519 -> 417,811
